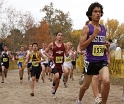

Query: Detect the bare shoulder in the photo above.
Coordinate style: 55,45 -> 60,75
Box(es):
48,42 -> 53,48
63,43 -> 67,48
82,25 -> 89,32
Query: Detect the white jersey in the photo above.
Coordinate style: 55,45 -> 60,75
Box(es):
40,49 -> 48,64
26,50 -> 32,63
63,51 -> 72,70
2,51 -> 9,55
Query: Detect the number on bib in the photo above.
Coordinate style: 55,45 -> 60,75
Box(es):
32,61 -> 38,67
92,45 -> 105,56
56,56 -> 63,63
65,57 -> 71,62
3,58 -> 8,62
18,57 -> 24,62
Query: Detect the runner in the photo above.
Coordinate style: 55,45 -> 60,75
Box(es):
1,45 -> 12,83
62,42 -> 74,88
16,45 -> 26,83
48,48 -> 54,82
40,42 -> 49,83
45,31 -> 68,99
25,44 -> 33,81
76,2 -> 110,104
25,43 -> 45,96
70,46 -> 77,81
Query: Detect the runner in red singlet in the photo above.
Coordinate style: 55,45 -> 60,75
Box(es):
45,31 -> 68,99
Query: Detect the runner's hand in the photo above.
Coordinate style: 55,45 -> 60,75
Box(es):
93,25 -> 100,36
49,56 -> 54,60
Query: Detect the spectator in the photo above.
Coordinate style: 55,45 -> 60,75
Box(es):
108,39 -> 116,51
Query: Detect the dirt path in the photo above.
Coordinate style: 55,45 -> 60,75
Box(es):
0,69 -> 124,104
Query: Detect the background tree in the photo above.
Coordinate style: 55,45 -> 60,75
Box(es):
41,2 -> 73,42
35,20 -> 51,48
105,19 -> 119,40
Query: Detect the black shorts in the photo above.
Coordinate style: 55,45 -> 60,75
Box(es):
84,61 -> 108,75
51,68 -> 62,79
27,63 -> 32,68
31,65 -> 42,79
1,62 -> 9,69
43,63 -> 49,67
71,61 -> 76,66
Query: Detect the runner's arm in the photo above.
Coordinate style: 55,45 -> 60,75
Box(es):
24,51 -> 27,58
8,51 -> 12,59
64,43 -> 69,56
45,43 -> 54,60
77,44 -> 82,54
106,41 -> 111,65
24,53 -> 30,65
39,52 -> 45,62
79,25 -> 99,50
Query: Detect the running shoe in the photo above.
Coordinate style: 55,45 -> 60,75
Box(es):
51,87 -> 55,94
95,96 -> 102,104
76,98 -> 82,104
30,93 -> 34,96
63,76 -> 65,83
1,79 -> 4,83
64,83 -> 68,88
51,87 -> 57,99
41,77 -> 45,83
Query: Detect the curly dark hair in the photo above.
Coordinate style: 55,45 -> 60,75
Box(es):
55,31 -> 62,36
86,2 -> 104,21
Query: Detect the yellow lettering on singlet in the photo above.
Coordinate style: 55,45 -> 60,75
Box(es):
92,45 -> 105,56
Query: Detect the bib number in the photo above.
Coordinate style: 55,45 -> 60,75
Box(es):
32,61 -> 38,67
65,57 -> 71,62
92,45 -> 105,56
56,56 -> 63,63
18,57 -> 24,62
3,58 -> 8,62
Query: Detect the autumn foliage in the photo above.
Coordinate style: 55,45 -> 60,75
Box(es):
35,20 -> 52,48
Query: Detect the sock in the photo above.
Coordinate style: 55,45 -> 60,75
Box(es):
52,82 -> 56,86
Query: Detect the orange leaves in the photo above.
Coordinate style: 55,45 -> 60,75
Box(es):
35,20 -> 51,48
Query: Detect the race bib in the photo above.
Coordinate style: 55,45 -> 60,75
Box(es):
65,57 -> 71,62
32,61 -> 38,67
56,56 -> 63,63
92,45 -> 105,56
3,58 -> 8,62
18,56 -> 24,62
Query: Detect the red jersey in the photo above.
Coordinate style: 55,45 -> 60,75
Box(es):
52,42 -> 65,74
52,42 -> 65,64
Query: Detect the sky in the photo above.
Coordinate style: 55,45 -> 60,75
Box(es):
2,0 -> 124,29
